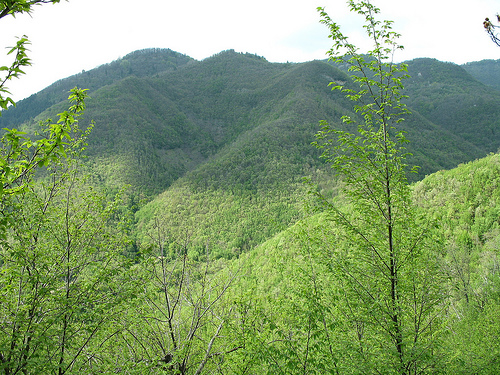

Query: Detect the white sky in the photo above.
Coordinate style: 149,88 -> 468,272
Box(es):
1,0 -> 499,101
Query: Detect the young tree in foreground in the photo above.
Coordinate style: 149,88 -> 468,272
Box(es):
0,2 -> 139,373
0,0 -> 70,235
309,1 -> 447,373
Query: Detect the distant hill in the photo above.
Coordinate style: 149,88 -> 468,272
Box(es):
462,59 -> 500,91
404,58 -> 500,154
0,48 -> 193,127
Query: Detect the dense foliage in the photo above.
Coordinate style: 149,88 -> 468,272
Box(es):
1,0 -> 500,373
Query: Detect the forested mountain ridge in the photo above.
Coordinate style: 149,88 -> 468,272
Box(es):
2,48 -> 500,255
0,48 -> 193,127
2,49 -> 498,195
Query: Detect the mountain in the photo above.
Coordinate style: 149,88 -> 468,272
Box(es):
0,48 -> 194,128
3,51 -> 498,191
405,58 -> 500,153
2,49 -> 500,254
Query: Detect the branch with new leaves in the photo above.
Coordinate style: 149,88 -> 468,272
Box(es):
0,0 -> 84,200
0,0 -> 62,20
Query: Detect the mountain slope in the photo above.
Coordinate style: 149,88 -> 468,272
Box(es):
405,58 -> 500,153
2,49 -> 500,253
0,48 -> 193,127
462,59 -> 500,91
226,150 -> 500,373
240,151 -> 500,288
131,54 -> 498,255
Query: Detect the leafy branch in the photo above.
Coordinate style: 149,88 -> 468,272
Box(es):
0,0 -> 62,20
0,87 -> 89,197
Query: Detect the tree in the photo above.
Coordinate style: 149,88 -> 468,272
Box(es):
0,3 -> 137,373
104,218 -> 242,374
0,0 -> 73,225
307,1 -> 447,373
0,102 -> 134,374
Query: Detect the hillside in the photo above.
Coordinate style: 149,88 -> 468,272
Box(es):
0,48 -> 193,128
462,59 -> 500,91
130,54 -> 500,254
244,151 -> 500,292
2,49 -> 500,254
405,58 -> 500,153
81,52 -> 352,196
2,50 -> 498,194
227,151 -> 500,373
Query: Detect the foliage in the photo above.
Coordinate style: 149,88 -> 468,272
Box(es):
0,87 -> 89,250
0,88 -> 88,194
304,2 -> 447,373
0,118 -> 132,374
0,36 -> 30,111
101,220 -> 242,374
0,0 -> 61,19
413,154 -> 500,373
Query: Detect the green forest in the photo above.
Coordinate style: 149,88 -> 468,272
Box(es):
1,1 -> 500,374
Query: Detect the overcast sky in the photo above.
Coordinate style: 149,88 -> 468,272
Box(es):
1,0 -> 499,101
